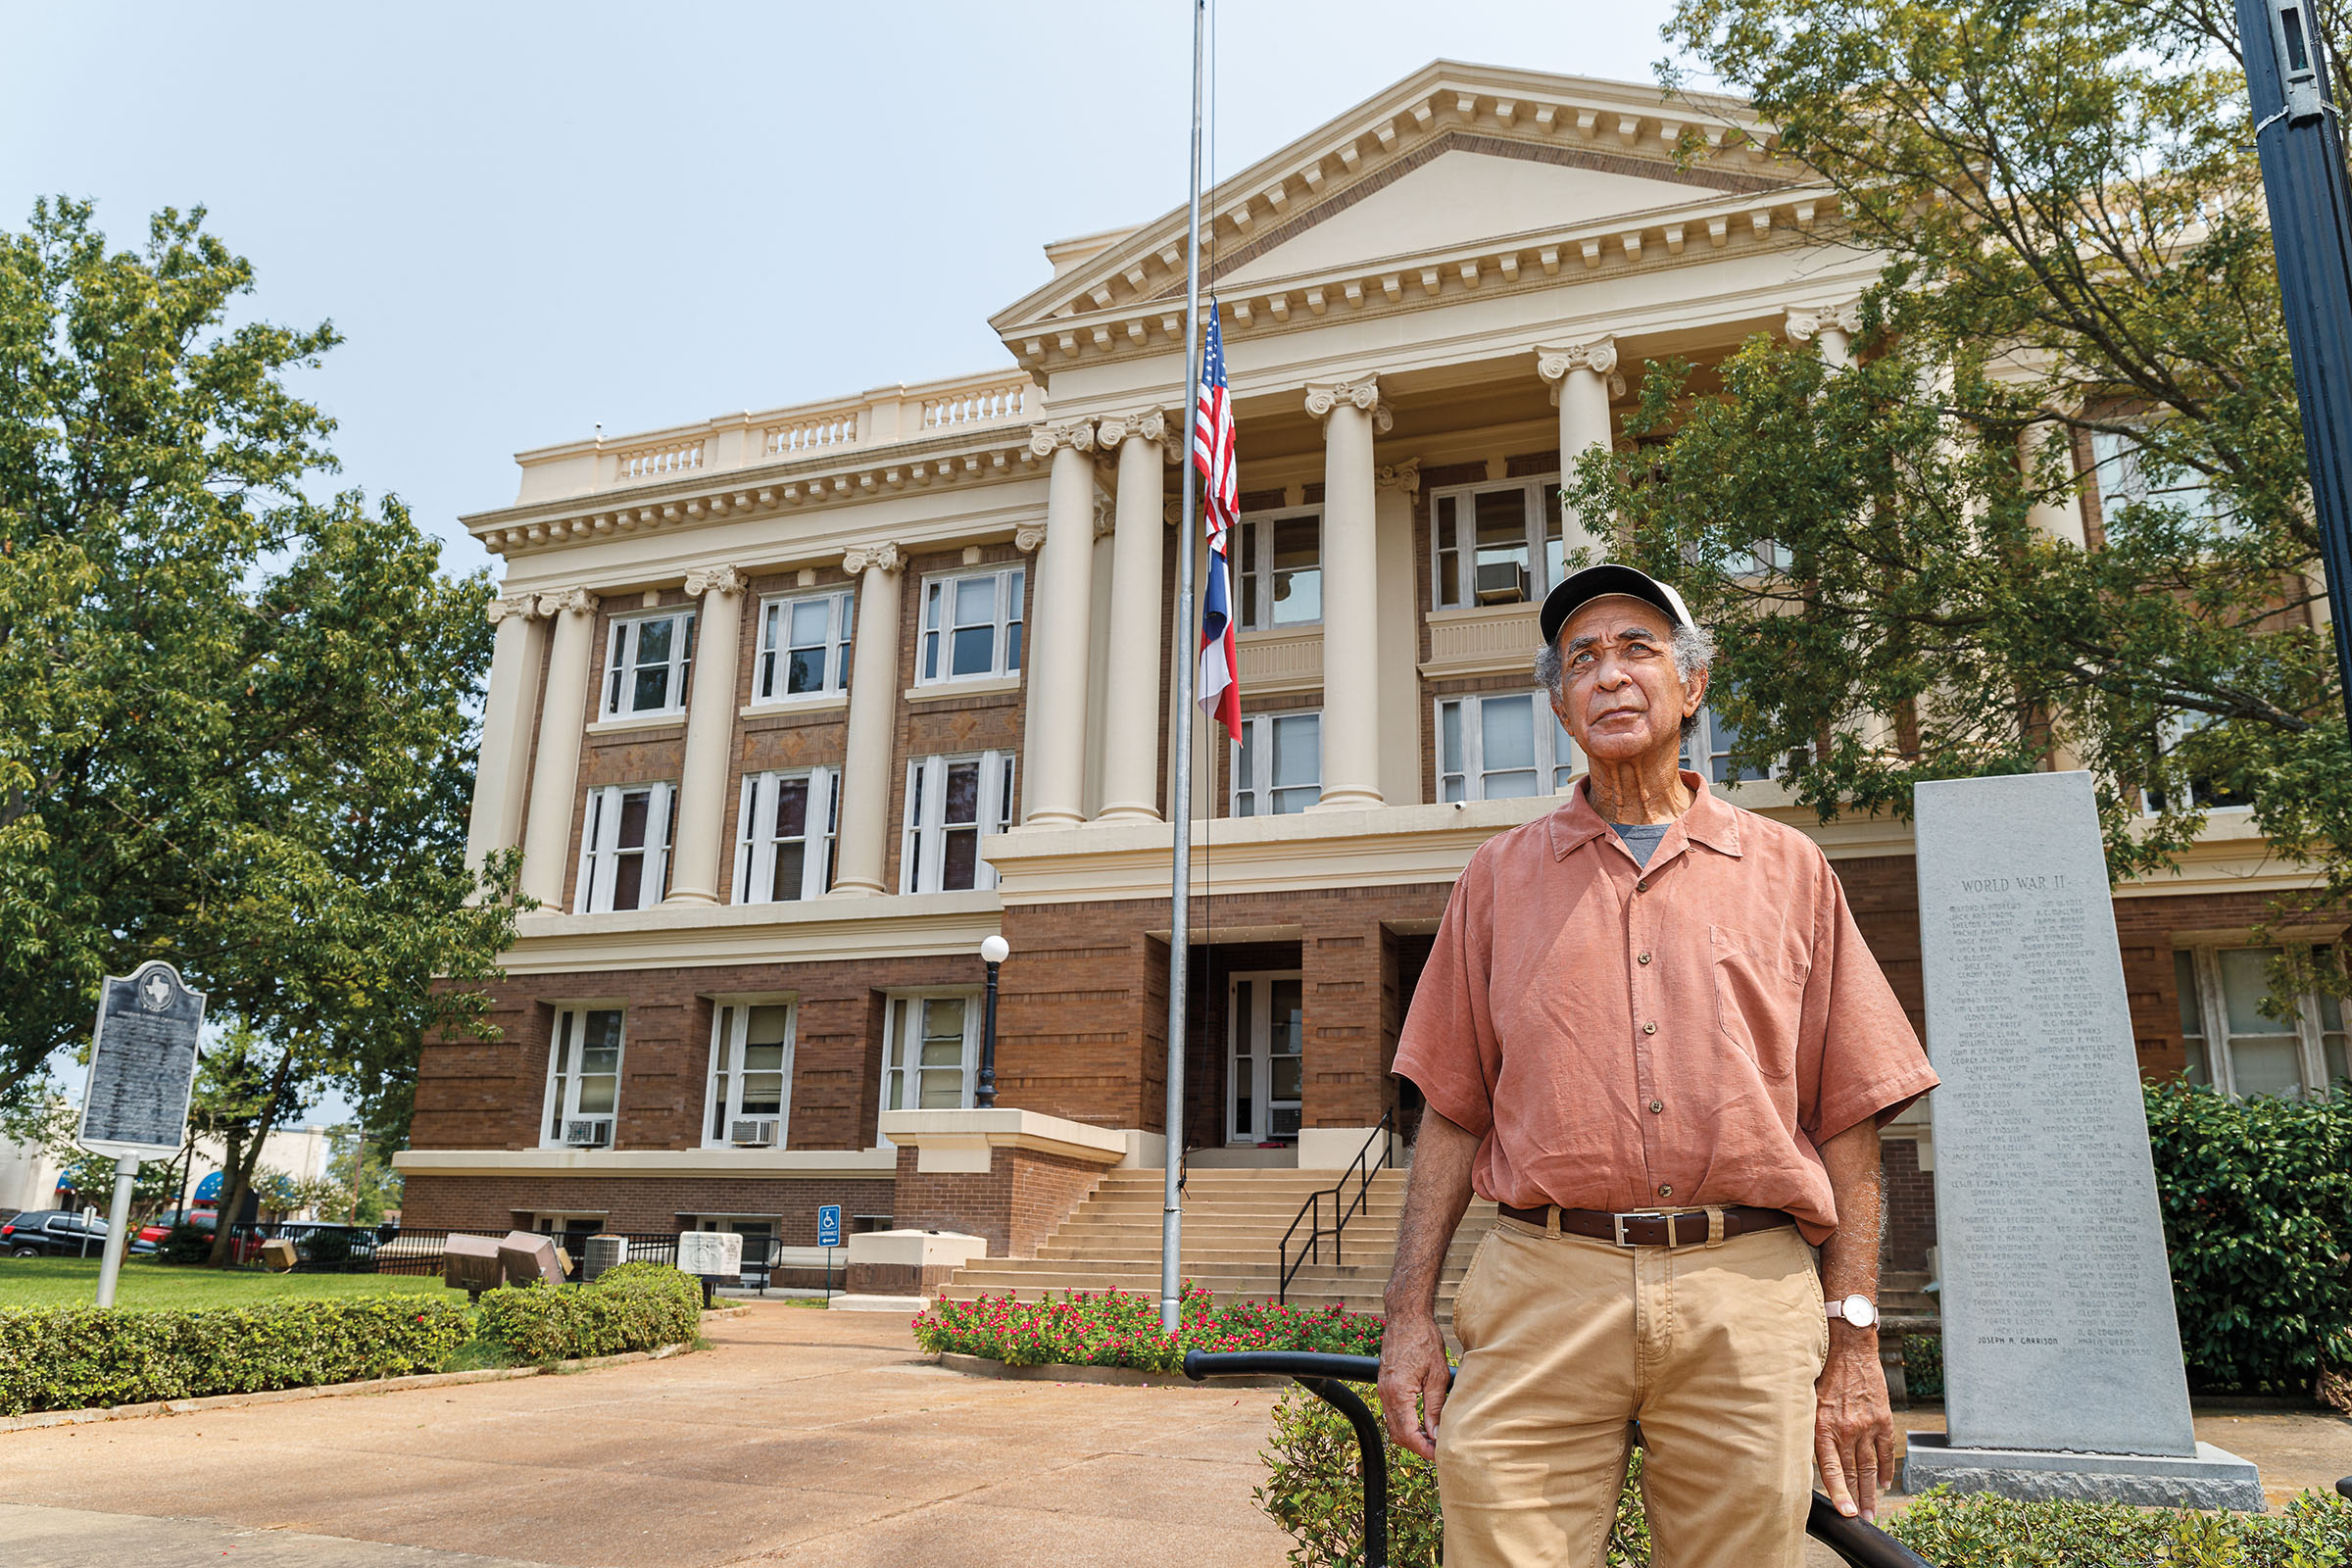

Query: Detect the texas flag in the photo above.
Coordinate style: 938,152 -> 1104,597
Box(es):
1193,308 -> 1241,744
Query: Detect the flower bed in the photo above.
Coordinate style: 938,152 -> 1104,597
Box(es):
912,1284 -> 1382,1374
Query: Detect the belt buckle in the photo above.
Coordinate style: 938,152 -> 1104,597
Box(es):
1613,1210 -> 1668,1247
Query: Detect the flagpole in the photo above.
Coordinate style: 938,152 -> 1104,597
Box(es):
1161,0 -> 1207,1334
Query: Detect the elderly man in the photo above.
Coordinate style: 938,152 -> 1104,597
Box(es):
1379,564 -> 1937,1567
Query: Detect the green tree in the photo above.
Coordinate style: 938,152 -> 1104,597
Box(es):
0,199 -> 520,1260
1591,1 -> 2349,979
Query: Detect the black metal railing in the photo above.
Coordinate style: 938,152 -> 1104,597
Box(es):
1181,1350 -> 1936,1568
222,1224 -> 687,1276
1277,1109 -> 1395,1304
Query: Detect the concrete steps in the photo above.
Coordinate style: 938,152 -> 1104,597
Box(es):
938,1165 -> 1496,1319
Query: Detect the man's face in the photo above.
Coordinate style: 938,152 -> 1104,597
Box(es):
1550,596 -> 1705,768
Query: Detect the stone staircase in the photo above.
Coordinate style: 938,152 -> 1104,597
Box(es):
939,1166 -> 1498,1322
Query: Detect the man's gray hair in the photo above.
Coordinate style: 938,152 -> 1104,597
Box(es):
1535,618 -> 1717,741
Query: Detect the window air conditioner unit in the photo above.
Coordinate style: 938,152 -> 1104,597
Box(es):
564,1119 -> 612,1149
1473,561 -> 1531,605
730,1119 -> 779,1148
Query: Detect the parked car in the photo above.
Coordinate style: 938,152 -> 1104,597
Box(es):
1,1209 -> 160,1258
136,1206 -> 217,1246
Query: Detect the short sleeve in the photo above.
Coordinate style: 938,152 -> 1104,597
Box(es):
1393,850 -> 1501,1138
1797,858 -> 1939,1144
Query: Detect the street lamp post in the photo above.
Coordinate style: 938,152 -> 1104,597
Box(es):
977,935 -> 1008,1108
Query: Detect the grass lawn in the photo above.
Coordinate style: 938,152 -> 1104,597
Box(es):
0,1256 -> 470,1311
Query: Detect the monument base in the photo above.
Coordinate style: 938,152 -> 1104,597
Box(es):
1903,1433 -> 2264,1511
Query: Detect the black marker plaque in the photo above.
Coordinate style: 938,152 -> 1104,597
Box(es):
78,961 -> 203,1156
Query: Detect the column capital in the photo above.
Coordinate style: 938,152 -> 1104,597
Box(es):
1014,522 -> 1049,553
1304,375 -> 1393,433
1093,490 -> 1117,540
1374,457 -> 1423,496
1536,338 -> 1620,381
683,564 -> 748,598
534,586 -> 600,619
1028,418 -> 1098,458
1094,407 -> 1179,453
1784,300 -> 1861,342
841,541 -> 903,576
485,592 -> 544,625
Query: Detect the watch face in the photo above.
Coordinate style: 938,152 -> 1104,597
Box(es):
1840,1295 -> 1877,1329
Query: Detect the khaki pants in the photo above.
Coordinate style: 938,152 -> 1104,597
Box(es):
1436,1215 -> 1828,1568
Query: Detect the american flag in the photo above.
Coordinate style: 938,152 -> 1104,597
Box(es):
1193,307 -> 1242,743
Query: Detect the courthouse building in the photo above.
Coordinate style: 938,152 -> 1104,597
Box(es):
396,62 -> 2347,1284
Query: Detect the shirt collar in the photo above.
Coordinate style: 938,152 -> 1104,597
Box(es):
1544,769 -> 1744,861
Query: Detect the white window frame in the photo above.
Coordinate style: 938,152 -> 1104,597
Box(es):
733,767 -> 839,904
1234,508 -> 1324,630
1436,692 -> 1581,802
915,566 -> 1025,685
541,1007 -> 626,1149
1680,706 -> 1795,786
753,590 -> 855,705
1429,475 -> 1565,611
2138,712 -> 2255,816
704,1000 -> 797,1149
902,752 -> 1015,894
575,782 -> 676,912
1226,970 -> 1305,1144
2090,427 -> 2233,536
602,608 -> 697,719
2175,944 -> 2348,1100
1232,710 -> 1323,816
880,991 -> 984,1133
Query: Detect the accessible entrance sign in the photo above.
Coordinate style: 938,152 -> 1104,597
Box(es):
816,1204 -> 842,1248
79,960 -> 204,1158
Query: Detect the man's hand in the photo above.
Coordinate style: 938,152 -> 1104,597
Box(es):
1377,1308 -> 1452,1460
1814,1326 -> 1895,1522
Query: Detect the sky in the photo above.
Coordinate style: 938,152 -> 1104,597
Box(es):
2,1 -> 1690,577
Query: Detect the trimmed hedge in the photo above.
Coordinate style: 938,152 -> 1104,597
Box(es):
0,1298 -> 468,1415
474,1260 -> 702,1364
2145,1079 -> 2352,1394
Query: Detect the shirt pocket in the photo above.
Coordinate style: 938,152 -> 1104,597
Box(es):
1710,924 -> 1807,1081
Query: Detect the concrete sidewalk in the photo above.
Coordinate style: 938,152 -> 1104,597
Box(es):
0,1301 -> 2342,1566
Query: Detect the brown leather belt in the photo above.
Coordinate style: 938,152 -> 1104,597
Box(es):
1497,1202 -> 1795,1248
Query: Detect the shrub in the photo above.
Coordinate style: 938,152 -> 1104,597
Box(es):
475,1262 -> 701,1364
2144,1079 -> 2352,1394
157,1221 -> 212,1266
1902,1333 -> 1943,1399
911,1284 -> 1382,1373
0,1298 -> 468,1414
1887,1486 -> 2352,1567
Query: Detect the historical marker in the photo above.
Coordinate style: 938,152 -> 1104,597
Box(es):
80,960 -> 204,1157
1904,773 -> 2260,1507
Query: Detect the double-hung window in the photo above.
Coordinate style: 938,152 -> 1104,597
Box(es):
604,610 -> 696,718
543,1007 -> 624,1148
1681,707 -> 1802,785
2140,713 -> 2252,814
576,783 -> 675,911
918,567 -> 1024,683
754,591 -> 854,702
734,768 -> 838,903
2175,945 -> 2349,1099
1234,511 -> 1321,629
903,753 -> 1015,893
706,1002 -> 794,1147
1431,477 -> 1565,609
1233,711 -> 1321,815
1437,693 -> 1579,800
881,993 -> 981,1120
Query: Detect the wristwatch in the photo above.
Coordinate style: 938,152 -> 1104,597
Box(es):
1825,1294 -> 1878,1329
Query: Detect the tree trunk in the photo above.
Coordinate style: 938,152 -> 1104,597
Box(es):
205,1054 -> 297,1267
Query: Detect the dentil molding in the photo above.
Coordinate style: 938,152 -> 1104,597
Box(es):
683,564 -> 747,598
841,541 -> 904,575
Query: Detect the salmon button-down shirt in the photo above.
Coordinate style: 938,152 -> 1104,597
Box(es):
1394,772 -> 1936,1245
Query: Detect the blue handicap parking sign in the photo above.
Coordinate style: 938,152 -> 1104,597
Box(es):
816,1204 -> 842,1248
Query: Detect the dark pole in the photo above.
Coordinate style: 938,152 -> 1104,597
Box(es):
976,941 -> 1004,1109
2239,0 -> 2352,740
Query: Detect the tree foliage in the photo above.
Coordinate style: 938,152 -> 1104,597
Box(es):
0,199 -> 518,1210
1590,1 -> 2352,963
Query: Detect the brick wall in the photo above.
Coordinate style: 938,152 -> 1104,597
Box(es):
887,1144 -> 1109,1257
1881,1138 -> 1935,1275
400,1173 -> 895,1238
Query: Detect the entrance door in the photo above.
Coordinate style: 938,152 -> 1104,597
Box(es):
1227,971 -> 1304,1144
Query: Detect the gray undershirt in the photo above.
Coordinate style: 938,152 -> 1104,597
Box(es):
1610,821 -> 1671,867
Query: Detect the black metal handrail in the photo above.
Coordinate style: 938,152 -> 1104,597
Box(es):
1182,1349 -> 1936,1568
1276,1109 -> 1394,1304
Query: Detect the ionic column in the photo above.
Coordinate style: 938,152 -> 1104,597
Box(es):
1786,302 -> 1860,370
662,564 -> 748,905
1022,419 -> 1100,826
517,587 -> 601,912
1304,376 -> 1391,811
465,592 -> 551,876
1095,410 -> 1176,821
829,542 -> 905,897
1536,340 -> 1621,560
